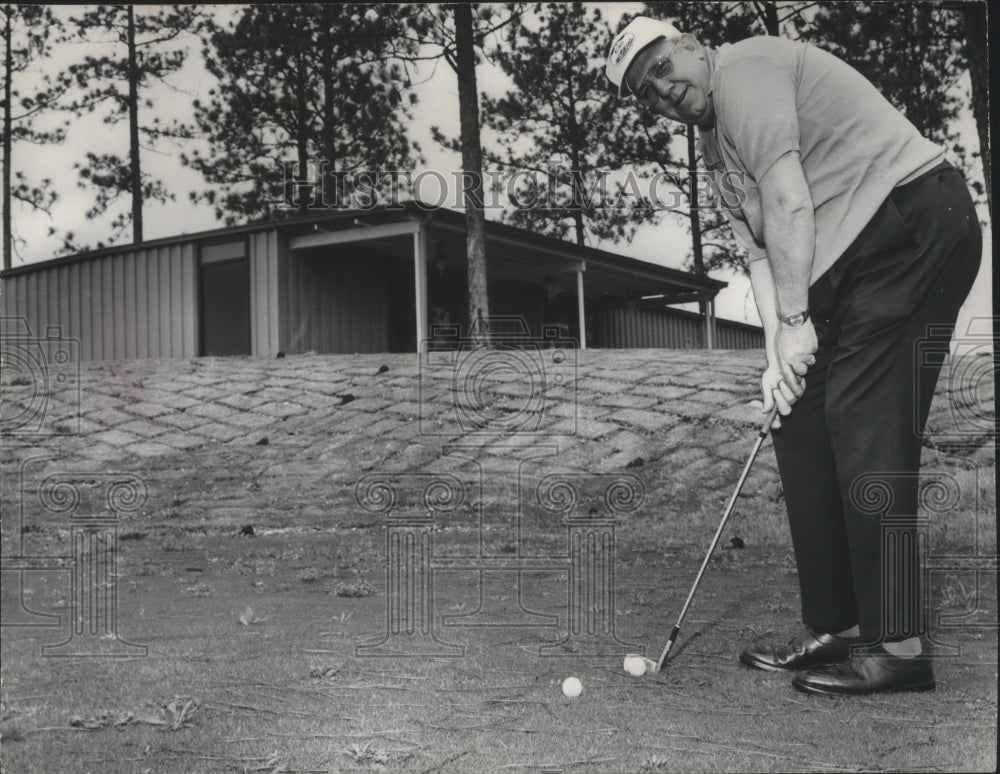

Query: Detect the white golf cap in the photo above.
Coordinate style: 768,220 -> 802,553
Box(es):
606,16 -> 683,97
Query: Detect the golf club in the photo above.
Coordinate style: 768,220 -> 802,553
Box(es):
651,402 -> 781,673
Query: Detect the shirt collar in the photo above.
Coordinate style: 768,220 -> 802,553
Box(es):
698,45 -> 720,137
705,45 -> 718,97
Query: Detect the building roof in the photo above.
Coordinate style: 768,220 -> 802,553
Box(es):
0,202 -> 726,303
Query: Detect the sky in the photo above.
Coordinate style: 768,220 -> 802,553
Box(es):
7,2 -> 993,333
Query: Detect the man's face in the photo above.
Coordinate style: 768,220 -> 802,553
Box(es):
624,35 -> 715,129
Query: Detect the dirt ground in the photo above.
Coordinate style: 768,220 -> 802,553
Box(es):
1,350 -> 996,773
2,503 -> 996,773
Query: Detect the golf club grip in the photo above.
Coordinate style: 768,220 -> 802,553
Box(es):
760,404 -> 780,436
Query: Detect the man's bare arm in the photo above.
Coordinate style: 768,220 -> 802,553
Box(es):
758,150 -> 814,315
758,150 -> 818,385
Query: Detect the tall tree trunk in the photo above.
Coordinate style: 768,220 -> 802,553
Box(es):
687,126 -> 705,277
127,5 -> 142,242
566,80 -> 585,246
960,2 -> 991,218
571,176 -> 585,246
756,0 -> 780,35
295,57 -> 310,215
454,3 -> 490,345
688,125 -> 709,346
569,154 -> 585,246
3,6 -> 13,269
321,40 -> 337,208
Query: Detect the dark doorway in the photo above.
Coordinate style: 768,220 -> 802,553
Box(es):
386,258 -> 416,353
200,242 -> 250,356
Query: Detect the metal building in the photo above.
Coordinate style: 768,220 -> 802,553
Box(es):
0,203 -> 762,361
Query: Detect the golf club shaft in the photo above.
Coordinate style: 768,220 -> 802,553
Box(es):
656,404 -> 780,669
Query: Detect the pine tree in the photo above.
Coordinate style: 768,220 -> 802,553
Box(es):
474,3 -> 648,248
64,5 -> 201,246
453,3 -> 492,344
953,0 -> 989,216
184,4 -> 423,224
2,4 -> 70,267
414,3 -> 525,345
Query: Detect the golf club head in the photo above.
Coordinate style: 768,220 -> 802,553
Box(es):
654,625 -> 680,672
623,654 -> 661,676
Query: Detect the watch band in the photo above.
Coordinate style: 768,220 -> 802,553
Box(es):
778,309 -> 810,327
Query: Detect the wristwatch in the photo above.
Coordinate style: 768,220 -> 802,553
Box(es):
778,309 -> 810,327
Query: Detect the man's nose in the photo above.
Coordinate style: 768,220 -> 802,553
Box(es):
653,79 -> 678,103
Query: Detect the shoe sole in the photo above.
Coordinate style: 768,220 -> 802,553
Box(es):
739,652 -> 845,673
791,678 -> 936,696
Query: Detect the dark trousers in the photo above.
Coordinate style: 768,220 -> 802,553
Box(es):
771,162 -> 982,643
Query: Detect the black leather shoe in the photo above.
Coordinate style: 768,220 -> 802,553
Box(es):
792,646 -> 935,696
739,627 -> 855,672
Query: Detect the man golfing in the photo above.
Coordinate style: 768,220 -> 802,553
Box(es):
606,17 -> 982,695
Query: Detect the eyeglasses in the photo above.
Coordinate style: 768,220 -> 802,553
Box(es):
634,51 -> 676,107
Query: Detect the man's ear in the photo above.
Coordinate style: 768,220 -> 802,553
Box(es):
679,32 -> 704,57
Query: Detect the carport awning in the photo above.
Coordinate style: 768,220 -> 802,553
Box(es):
280,202 -> 726,304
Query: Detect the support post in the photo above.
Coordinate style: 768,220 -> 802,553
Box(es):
576,261 -> 586,350
705,297 -> 715,350
414,225 -> 428,354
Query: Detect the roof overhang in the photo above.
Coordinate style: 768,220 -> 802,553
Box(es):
2,202 -> 727,304
282,202 -> 726,303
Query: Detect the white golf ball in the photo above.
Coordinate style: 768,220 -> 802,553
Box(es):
623,655 -> 647,676
561,676 -> 583,697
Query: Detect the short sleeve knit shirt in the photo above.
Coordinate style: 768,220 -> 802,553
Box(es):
699,36 -> 944,284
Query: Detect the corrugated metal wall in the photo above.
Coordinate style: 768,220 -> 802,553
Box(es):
599,308 -> 702,348
249,230 -> 281,356
488,279 -> 545,337
0,244 -> 198,361
712,318 -> 765,349
597,307 -> 764,350
279,245 -> 391,354
1,233 -> 764,360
